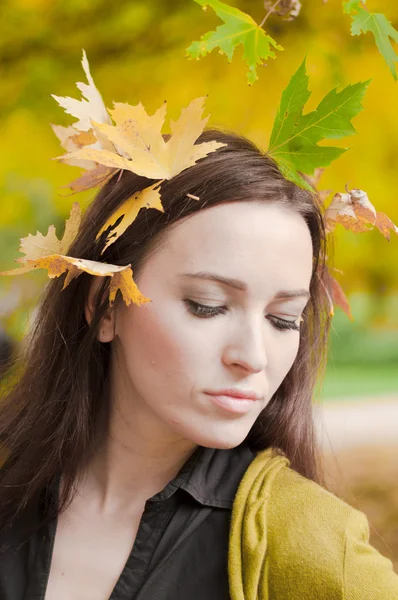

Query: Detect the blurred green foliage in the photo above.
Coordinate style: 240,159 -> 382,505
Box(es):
0,0 -> 397,394
318,292 -> 398,399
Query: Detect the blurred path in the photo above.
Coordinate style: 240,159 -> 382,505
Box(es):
314,393 -> 398,452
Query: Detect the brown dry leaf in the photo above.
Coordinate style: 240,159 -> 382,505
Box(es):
328,272 -> 353,320
374,211 -> 398,242
0,204 -> 150,307
66,164 -> 117,193
304,167 -> 325,189
301,167 -> 332,207
319,187 -> 396,321
324,188 -> 398,240
316,265 -> 335,317
316,264 -> 353,320
264,0 -> 302,21
96,181 -> 164,253
56,96 -> 227,180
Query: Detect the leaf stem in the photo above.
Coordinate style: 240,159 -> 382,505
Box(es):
259,0 -> 282,28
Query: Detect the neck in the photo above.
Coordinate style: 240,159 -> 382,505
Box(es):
72,394 -> 198,515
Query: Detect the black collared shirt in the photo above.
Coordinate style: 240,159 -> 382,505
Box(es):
0,441 -> 256,599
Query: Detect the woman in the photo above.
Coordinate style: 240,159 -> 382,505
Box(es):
0,130 -> 397,600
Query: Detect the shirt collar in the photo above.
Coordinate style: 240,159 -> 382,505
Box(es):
149,441 -> 256,509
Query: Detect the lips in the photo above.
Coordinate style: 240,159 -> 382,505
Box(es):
205,392 -> 259,415
205,389 -> 261,401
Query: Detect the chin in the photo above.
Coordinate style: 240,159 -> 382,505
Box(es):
186,427 -> 252,451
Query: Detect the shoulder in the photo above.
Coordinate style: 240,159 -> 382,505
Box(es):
260,452 -> 398,599
233,447 -> 355,564
231,448 -> 398,599
259,457 -> 354,574
268,458 -> 354,534
242,447 -> 355,527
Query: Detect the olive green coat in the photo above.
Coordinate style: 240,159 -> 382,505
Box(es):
229,448 -> 398,599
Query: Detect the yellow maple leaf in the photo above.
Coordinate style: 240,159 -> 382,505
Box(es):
51,49 -> 112,133
0,204 -> 151,307
18,202 -> 82,258
49,52 -> 228,255
54,96 -> 227,180
50,50 -> 119,184
96,181 -> 164,254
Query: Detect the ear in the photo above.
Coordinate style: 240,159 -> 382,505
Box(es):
84,277 -> 115,343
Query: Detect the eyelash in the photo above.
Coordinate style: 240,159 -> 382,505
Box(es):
184,300 -> 301,332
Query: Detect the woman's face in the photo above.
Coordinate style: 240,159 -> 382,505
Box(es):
108,200 -> 313,449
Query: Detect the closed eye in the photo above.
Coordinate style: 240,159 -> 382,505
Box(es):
183,300 -> 301,332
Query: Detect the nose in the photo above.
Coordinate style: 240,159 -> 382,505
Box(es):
222,315 -> 268,374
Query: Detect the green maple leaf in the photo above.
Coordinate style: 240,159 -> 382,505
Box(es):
351,10 -> 398,80
343,1 -> 398,80
268,58 -> 370,191
185,0 -> 283,85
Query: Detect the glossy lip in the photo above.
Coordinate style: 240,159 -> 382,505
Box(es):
205,388 -> 262,401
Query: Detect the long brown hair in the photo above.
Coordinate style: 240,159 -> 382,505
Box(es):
0,128 -> 332,535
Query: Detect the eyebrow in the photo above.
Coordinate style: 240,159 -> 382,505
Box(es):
178,271 -> 311,300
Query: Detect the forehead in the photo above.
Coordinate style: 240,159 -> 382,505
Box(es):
152,201 -> 314,292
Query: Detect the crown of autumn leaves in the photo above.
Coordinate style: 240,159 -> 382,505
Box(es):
0,50 -> 228,309
1,50 -> 397,318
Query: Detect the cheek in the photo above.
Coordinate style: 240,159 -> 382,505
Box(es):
269,335 -> 300,393
284,336 -> 300,369
117,305 -> 195,386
